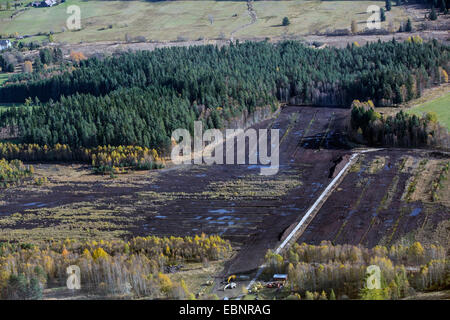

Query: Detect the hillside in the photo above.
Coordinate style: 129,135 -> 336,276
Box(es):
1,0 -> 411,43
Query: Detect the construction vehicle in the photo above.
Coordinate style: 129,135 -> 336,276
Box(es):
266,282 -> 283,289
221,275 -> 237,290
224,282 -> 237,290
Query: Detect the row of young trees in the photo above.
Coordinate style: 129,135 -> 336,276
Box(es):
0,40 -> 448,152
0,234 -> 232,299
265,241 -> 448,300
0,142 -> 162,173
0,158 -> 34,188
350,100 -> 449,149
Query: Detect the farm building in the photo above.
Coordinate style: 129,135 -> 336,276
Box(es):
0,40 -> 12,51
32,0 -> 57,7
272,274 -> 288,282
44,0 -> 57,6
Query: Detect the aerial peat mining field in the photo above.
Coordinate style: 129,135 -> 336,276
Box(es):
0,106 -> 448,276
298,149 -> 450,248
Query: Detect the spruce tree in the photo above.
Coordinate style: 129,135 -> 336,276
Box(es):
282,17 -> 290,26
429,7 -> 438,20
380,8 -> 386,22
386,0 -> 392,11
330,289 -> 337,300
405,18 -> 412,32
440,0 -> 446,12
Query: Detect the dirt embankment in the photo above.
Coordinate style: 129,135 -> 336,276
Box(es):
329,154 -> 352,179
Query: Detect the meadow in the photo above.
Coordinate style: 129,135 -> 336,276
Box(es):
0,73 -> 9,86
0,0 -> 410,43
407,92 -> 450,131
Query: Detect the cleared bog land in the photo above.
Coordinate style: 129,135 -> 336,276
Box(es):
299,149 -> 450,248
0,0 -> 410,43
1,106 -> 448,275
0,106 -> 349,274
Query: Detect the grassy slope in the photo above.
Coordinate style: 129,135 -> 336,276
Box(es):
0,73 -> 9,86
0,0 -> 410,43
407,92 -> 450,131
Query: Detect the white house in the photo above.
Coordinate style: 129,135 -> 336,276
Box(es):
44,0 -> 57,7
0,40 -> 12,51
32,0 -> 57,7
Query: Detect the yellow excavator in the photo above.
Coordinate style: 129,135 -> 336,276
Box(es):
224,275 -> 237,290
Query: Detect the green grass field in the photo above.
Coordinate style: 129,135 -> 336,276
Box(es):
407,92 -> 450,130
0,73 -> 9,86
0,0 -> 410,43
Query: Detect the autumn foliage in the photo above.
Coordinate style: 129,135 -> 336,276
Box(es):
350,100 -> 449,149
264,241 -> 448,300
69,51 -> 87,64
0,234 -> 231,299
0,158 -> 34,188
0,142 -> 162,174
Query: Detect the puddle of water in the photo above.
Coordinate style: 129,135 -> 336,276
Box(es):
410,207 -> 422,217
281,205 -> 300,211
346,210 -> 356,220
195,174 -> 207,178
23,202 -> 39,206
217,215 -> 237,220
208,221 -> 227,225
247,165 -> 265,170
311,182 -> 323,192
209,209 -> 235,214
155,215 -> 167,219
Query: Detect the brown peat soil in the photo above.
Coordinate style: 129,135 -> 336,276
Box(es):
0,106 -> 448,277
